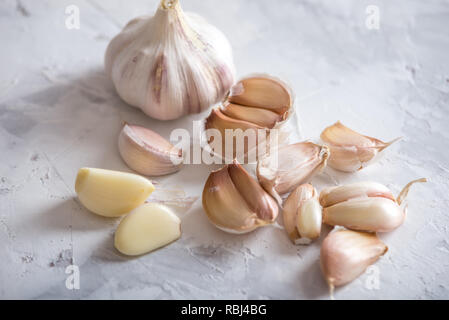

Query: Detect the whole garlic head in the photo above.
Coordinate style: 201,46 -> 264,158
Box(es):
105,0 -> 235,120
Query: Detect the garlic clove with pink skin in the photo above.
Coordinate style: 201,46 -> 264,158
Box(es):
320,121 -> 401,172
118,123 -> 183,176
105,0 -> 235,120
319,181 -> 395,208
321,179 -> 426,232
257,142 -> 330,204
320,229 -> 388,296
203,75 -> 294,163
202,160 -> 279,234
282,184 -> 322,244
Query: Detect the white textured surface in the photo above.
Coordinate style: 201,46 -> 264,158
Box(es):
1,0 -> 448,299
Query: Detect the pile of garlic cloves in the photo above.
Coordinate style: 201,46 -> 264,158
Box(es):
65,0 -> 429,298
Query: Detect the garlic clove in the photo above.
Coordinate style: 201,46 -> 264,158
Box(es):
282,184 -> 322,244
321,121 -> 400,172
105,0 -> 235,120
320,229 -> 388,291
114,203 -> 181,256
319,182 -> 395,208
205,108 -> 268,161
221,103 -> 283,128
202,160 -> 279,233
118,123 -> 183,176
321,179 -> 426,232
297,196 -> 322,243
257,142 -> 330,204
75,168 -> 155,217
227,77 -> 292,114
322,197 -> 404,232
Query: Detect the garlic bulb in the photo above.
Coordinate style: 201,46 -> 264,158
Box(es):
320,121 -> 400,172
203,75 -> 293,163
321,178 -> 426,232
105,0 -> 235,120
320,229 -> 388,293
202,160 -> 279,234
257,142 -> 329,203
282,184 -> 322,244
118,123 -> 183,176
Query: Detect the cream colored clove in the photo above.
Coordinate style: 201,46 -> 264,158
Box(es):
256,142 -> 329,204
118,123 -> 183,176
321,179 -> 426,232
114,203 -> 181,256
320,121 -> 400,172
282,184 -> 322,244
320,229 -> 388,295
75,168 -> 155,217
202,160 -> 279,234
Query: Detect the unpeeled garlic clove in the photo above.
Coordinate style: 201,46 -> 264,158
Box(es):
204,108 -> 268,161
202,160 -> 279,233
227,76 -> 292,114
323,197 -> 405,232
257,142 -> 330,204
75,168 -> 155,217
203,75 -> 293,163
220,103 -> 283,128
282,184 -> 322,244
114,203 -> 181,256
321,179 -> 426,232
320,229 -> 388,293
320,121 -> 400,172
118,123 -> 183,176
319,181 -> 395,208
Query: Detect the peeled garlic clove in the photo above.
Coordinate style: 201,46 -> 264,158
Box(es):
105,0 -> 235,120
118,123 -> 183,176
114,203 -> 181,256
75,168 -> 155,217
319,182 -> 395,208
202,160 -> 279,233
321,121 -> 400,172
227,76 -> 292,114
221,103 -> 283,128
257,142 -> 329,203
320,229 -> 388,290
283,184 -> 321,244
323,197 -> 404,232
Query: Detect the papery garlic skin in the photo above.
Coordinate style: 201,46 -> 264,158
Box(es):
257,142 -> 329,204
283,184 -> 322,244
320,229 -> 388,289
105,0 -> 235,120
118,123 -> 183,176
75,168 -> 155,217
320,122 -> 400,172
114,203 -> 181,256
202,160 -> 279,234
